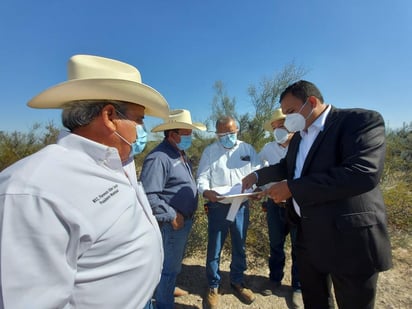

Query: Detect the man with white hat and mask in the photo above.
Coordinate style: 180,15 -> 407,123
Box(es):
258,109 -> 302,307
139,109 -> 206,309
0,54 -> 169,309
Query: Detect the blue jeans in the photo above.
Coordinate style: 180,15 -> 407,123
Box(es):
265,198 -> 300,289
155,219 -> 193,309
142,298 -> 155,309
206,201 -> 249,288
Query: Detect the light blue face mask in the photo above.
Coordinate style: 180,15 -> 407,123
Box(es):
115,124 -> 147,158
219,133 -> 237,149
177,135 -> 192,151
131,124 -> 148,156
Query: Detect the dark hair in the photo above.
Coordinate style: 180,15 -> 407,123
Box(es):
164,129 -> 179,138
279,80 -> 324,103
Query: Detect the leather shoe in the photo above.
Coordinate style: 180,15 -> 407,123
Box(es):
231,282 -> 256,304
206,287 -> 219,309
174,286 -> 189,297
260,280 -> 281,296
292,289 -> 304,309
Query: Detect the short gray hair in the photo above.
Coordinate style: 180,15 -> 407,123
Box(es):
61,100 -> 128,131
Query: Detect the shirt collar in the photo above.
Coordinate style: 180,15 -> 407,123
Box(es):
301,104 -> 331,136
57,130 -> 124,171
163,138 -> 181,155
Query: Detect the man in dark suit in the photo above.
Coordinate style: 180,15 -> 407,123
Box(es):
242,80 -> 392,309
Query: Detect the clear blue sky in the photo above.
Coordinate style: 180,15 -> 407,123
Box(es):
1,0 -> 411,134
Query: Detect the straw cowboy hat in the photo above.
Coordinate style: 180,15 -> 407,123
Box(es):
27,54 -> 169,118
151,109 -> 206,132
263,108 -> 286,131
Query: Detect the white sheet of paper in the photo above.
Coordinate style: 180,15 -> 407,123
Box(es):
217,191 -> 260,204
214,183 -> 254,203
226,196 -> 244,222
211,183 -> 257,221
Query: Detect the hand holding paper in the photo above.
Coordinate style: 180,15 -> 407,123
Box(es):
264,180 -> 291,203
215,183 -> 257,204
212,183 -> 260,221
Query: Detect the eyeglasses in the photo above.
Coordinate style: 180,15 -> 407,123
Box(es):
216,130 -> 238,137
116,110 -> 145,125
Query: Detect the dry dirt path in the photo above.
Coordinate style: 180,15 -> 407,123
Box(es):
174,235 -> 412,309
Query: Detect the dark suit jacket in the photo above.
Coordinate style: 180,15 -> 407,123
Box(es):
256,106 -> 392,275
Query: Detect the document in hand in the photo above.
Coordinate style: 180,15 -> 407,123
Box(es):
212,183 -> 259,221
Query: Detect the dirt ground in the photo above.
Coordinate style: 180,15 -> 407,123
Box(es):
174,234 -> 412,309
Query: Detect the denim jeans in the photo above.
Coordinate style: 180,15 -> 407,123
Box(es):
266,198 -> 300,289
206,201 -> 249,288
154,218 -> 193,309
142,298 -> 155,309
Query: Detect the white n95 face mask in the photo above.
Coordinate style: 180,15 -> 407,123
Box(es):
284,113 -> 306,132
284,100 -> 313,132
273,128 -> 289,144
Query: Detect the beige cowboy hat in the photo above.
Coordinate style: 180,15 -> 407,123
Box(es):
151,109 -> 206,132
263,108 -> 286,131
27,54 -> 169,118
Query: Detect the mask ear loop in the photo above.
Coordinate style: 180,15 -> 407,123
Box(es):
304,101 -> 315,121
114,108 -> 147,142
114,131 -> 132,147
297,99 -> 315,124
298,99 -> 308,113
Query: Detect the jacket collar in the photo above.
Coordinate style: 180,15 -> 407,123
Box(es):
300,105 -> 337,175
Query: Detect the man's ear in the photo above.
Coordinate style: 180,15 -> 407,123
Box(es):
102,104 -> 118,132
169,130 -> 179,143
308,95 -> 318,108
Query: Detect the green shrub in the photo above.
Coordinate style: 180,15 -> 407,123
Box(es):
383,180 -> 412,233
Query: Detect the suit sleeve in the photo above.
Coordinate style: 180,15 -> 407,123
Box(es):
256,158 -> 288,186
288,110 -> 386,207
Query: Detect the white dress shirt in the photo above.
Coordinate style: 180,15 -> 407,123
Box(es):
0,130 -> 163,309
197,140 -> 262,194
259,141 -> 288,166
258,141 -> 288,191
293,105 -> 331,216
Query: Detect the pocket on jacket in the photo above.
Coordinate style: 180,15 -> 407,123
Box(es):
335,211 -> 378,230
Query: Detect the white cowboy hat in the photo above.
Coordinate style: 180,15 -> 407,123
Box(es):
27,54 -> 169,118
151,109 -> 206,132
263,108 -> 286,131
